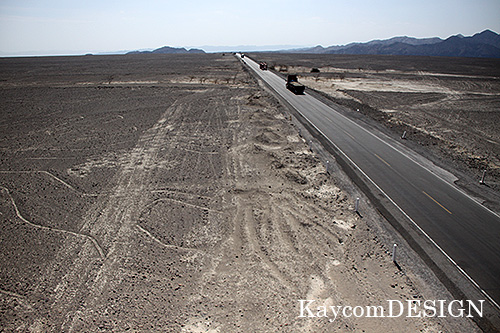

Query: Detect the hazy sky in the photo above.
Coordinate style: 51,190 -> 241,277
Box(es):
1,0 -> 499,55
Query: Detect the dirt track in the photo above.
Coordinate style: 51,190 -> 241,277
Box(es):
0,54 -> 481,331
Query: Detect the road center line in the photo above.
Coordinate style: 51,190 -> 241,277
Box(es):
374,153 -> 391,167
423,191 -> 453,215
342,130 -> 357,141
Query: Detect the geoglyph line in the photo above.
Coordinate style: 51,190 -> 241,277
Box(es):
135,224 -> 203,253
0,170 -> 98,197
0,186 -> 104,258
145,197 -> 223,213
150,188 -> 213,199
0,288 -> 26,299
178,147 -> 220,155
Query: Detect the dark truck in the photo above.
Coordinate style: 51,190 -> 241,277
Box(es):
286,74 -> 305,94
259,62 -> 268,70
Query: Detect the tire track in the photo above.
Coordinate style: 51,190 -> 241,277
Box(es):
240,200 -> 292,289
40,98 -> 185,330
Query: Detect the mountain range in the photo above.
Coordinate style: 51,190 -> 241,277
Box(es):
127,46 -> 205,55
123,30 -> 500,58
285,30 -> 500,58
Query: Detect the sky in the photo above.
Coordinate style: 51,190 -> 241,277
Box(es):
1,0 -> 499,56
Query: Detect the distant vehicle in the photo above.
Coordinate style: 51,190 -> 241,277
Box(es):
241,54 -> 245,58
286,74 -> 305,94
259,62 -> 268,70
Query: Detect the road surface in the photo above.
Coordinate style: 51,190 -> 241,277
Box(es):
241,55 -> 500,307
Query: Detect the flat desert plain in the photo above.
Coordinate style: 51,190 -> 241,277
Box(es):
0,54 -> 483,331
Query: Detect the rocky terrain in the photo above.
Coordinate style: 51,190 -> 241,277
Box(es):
0,54 -> 482,331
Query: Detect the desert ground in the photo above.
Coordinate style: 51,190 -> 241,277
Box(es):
251,53 -> 500,213
0,54 -> 485,331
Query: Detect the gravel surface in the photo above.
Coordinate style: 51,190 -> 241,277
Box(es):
0,54 -> 482,331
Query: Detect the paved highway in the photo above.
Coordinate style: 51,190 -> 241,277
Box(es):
240,55 -> 500,307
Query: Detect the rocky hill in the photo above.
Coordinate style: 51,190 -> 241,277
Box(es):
289,30 -> 500,58
127,46 -> 205,54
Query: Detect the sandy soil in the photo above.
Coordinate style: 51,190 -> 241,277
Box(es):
0,54 -> 481,331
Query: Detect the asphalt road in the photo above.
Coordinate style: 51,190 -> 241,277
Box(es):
240,55 -> 500,307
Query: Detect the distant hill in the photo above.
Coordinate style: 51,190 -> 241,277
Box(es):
127,46 -> 205,55
286,30 -> 500,58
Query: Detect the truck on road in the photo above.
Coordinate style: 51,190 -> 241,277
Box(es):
286,75 -> 305,94
259,62 -> 268,70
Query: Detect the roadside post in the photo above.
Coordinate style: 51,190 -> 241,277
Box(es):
480,170 -> 486,184
392,244 -> 397,262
